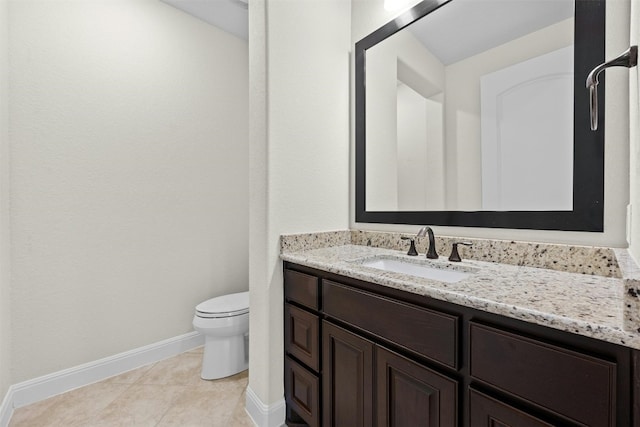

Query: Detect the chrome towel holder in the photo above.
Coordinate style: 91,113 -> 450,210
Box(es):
586,45 -> 638,131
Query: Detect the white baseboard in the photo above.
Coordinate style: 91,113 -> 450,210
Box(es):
0,388 -> 12,427
0,331 -> 204,427
245,386 -> 285,427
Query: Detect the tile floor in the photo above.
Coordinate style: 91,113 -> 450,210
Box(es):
9,347 -> 255,427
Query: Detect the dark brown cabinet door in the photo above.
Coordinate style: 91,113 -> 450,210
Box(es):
285,356 -> 320,427
376,347 -> 457,427
469,389 -> 554,427
285,303 -> 320,371
322,321 -> 374,427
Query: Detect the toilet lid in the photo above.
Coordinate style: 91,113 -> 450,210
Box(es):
196,291 -> 249,318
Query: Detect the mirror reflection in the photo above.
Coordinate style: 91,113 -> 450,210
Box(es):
365,0 -> 575,212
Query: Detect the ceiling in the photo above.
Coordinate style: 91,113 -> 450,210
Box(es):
160,0 -> 574,65
160,0 -> 248,40
407,0 -> 574,65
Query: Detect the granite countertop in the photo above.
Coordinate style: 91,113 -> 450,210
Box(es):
281,243 -> 640,350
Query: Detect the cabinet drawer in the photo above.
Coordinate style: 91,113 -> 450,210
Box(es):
285,303 -> 320,372
469,388 -> 553,427
285,356 -> 320,427
323,280 -> 458,369
284,269 -> 319,310
470,322 -> 616,427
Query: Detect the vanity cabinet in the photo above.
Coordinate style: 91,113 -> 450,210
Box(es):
283,262 -> 637,427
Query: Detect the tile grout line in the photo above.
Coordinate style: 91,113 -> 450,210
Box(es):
153,392 -> 186,427
131,359 -> 180,426
84,381 -> 138,426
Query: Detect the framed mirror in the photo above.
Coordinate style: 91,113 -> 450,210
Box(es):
355,0 -> 605,231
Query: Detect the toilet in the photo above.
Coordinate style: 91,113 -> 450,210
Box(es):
192,291 -> 249,380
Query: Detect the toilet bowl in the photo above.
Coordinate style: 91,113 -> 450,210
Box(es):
192,291 -> 249,380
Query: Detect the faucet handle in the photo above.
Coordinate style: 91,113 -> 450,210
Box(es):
448,241 -> 473,262
400,236 -> 418,256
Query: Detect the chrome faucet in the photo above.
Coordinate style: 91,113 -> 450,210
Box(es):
416,226 -> 438,259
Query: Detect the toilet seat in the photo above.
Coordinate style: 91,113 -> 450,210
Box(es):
195,291 -> 249,318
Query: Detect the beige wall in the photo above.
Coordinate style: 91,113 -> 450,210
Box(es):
8,0 -> 249,383
366,29 -> 445,210
0,0 -> 10,400
352,0 -> 631,248
248,0 -> 351,408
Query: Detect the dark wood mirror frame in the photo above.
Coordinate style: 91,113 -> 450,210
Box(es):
355,0 -> 605,231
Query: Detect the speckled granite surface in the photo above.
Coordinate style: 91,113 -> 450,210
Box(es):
281,243 -> 640,350
281,230 -> 621,277
615,248 -> 640,334
349,230 -> 621,278
280,230 -> 351,253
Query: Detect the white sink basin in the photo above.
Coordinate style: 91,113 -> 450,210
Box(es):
360,258 -> 472,283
